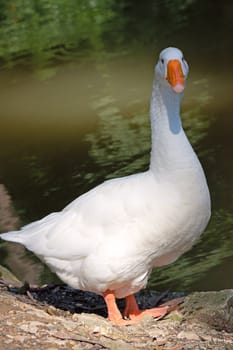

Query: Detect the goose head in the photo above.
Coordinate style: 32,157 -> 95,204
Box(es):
155,47 -> 189,94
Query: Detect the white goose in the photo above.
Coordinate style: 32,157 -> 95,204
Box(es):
1,47 -> 211,325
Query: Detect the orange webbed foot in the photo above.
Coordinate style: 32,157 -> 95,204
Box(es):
103,290 -> 183,326
123,294 -> 169,321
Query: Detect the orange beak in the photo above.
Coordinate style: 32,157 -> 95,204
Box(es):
166,59 -> 185,93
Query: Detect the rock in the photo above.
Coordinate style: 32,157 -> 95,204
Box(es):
181,290 -> 233,333
0,273 -> 233,350
177,330 -> 200,341
0,264 -> 23,287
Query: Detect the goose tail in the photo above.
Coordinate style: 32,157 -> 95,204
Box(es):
0,212 -> 59,246
0,231 -> 25,244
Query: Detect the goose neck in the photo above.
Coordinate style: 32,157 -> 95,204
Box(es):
149,79 -> 192,176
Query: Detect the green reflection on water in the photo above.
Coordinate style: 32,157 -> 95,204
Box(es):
0,0 -> 116,65
85,77 -> 211,177
1,0 -> 232,68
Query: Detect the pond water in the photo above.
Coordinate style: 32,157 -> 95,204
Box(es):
0,0 -> 233,292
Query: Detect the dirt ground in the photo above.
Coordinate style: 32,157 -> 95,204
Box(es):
0,273 -> 233,350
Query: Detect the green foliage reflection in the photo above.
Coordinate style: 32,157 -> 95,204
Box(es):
0,0 -> 115,65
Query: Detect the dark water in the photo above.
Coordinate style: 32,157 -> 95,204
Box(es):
0,0 -> 233,292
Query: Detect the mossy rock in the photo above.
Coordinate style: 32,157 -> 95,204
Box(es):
0,265 -> 22,287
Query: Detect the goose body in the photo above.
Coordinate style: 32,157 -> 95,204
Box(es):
1,47 -> 211,324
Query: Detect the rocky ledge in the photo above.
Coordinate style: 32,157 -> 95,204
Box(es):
0,265 -> 233,350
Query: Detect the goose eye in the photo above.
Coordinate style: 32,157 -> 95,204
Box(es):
161,59 -> 164,64
182,57 -> 184,62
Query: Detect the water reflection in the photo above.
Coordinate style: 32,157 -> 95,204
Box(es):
0,183 -> 43,283
85,76 -> 212,178
0,184 -> 20,232
0,1 -> 117,66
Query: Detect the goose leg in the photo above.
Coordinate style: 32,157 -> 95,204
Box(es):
103,290 -> 169,325
123,294 -> 168,321
103,290 -> 137,325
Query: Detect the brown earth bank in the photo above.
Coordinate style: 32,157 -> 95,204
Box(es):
0,265 -> 233,350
